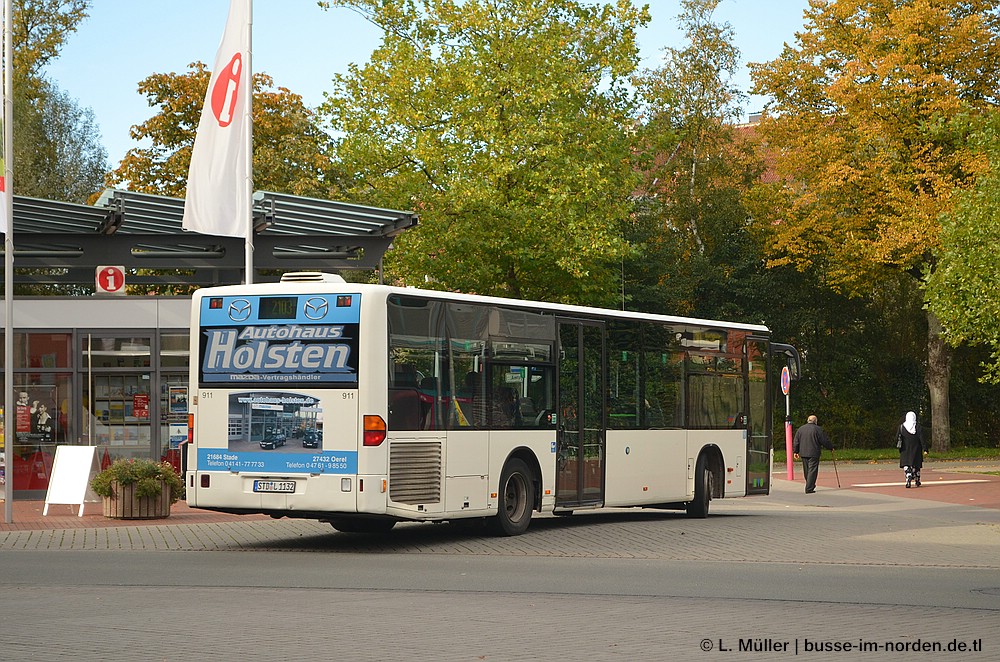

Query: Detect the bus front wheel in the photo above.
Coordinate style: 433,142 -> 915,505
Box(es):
686,455 -> 712,518
489,458 -> 534,536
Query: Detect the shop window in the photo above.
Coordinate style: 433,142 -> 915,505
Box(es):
160,333 -> 190,368
11,374 -> 71,491
81,336 -> 151,368
159,374 -> 189,466
14,333 -> 72,369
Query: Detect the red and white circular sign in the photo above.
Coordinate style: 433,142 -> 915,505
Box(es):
211,53 -> 243,127
96,266 -> 126,294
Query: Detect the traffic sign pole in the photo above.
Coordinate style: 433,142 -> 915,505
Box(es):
781,366 -> 794,480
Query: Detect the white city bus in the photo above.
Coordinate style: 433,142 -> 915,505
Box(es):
184,272 -> 798,535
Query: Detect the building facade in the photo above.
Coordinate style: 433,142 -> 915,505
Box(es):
4,297 -> 189,495
1,189 -> 417,498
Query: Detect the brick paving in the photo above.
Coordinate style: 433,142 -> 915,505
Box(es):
1,459 -> 998,661
797,458 -> 1000,509
1,459 -> 997,566
0,496 -> 268,531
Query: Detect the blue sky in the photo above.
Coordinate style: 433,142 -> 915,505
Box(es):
44,0 -> 812,169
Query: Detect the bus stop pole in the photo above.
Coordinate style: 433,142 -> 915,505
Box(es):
781,366 -> 793,480
785,411 -> 794,480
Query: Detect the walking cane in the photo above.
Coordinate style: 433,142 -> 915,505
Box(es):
831,448 -> 841,488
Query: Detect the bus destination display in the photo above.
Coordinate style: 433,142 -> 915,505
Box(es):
259,296 -> 298,320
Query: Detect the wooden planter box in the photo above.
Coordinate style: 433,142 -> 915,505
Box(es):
102,480 -> 172,520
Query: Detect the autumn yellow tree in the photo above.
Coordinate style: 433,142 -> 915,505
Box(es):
12,0 -> 89,89
748,0 -> 1000,451
108,63 -> 341,199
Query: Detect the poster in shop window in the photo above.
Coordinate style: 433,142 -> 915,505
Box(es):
169,386 -> 188,414
133,393 -> 149,419
14,385 -> 58,448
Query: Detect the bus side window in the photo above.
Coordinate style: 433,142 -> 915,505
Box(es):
389,388 -> 422,430
518,396 -> 537,424
419,377 -> 440,430
525,365 -> 556,428
490,386 -> 521,428
393,364 -> 419,388
389,363 -> 422,430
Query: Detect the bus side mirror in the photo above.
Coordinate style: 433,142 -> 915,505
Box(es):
771,343 -> 801,381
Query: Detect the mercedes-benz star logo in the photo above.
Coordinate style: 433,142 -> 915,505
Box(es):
303,297 -> 329,320
228,299 -> 252,322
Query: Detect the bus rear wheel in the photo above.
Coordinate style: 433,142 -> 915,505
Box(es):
327,517 -> 396,534
488,458 -> 534,536
686,455 -> 712,518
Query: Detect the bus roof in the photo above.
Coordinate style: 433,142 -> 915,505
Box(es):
194,280 -> 770,334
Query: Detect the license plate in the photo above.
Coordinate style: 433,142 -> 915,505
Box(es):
253,480 -> 295,493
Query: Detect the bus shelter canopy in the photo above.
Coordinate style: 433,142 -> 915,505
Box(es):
1,189 -> 417,286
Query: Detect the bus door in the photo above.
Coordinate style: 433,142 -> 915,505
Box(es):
745,337 -> 771,494
555,319 -> 606,508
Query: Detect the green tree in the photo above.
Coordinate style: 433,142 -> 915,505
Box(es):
320,0 -> 649,305
927,116 -> 1000,384
108,63 -> 341,198
14,80 -> 107,202
629,0 -> 766,321
748,0 -> 1000,452
2,0 -> 103,297
6,0 -> 105,203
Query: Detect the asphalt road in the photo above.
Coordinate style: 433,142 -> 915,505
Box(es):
2,552 -> 996,661
2,462 -> 998,660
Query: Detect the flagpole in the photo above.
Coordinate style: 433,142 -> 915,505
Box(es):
244,0 -> 253,285
3,0 -> 14,523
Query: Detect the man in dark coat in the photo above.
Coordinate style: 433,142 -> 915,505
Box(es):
793,414 -> 834,494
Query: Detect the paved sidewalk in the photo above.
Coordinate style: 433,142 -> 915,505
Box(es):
780,458 -> 1000,509
1,459 -> 997,563
4,458 -> 995,530
0,496 -> 266,531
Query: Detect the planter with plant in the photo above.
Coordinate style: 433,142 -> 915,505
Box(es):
91,458 -> 185,519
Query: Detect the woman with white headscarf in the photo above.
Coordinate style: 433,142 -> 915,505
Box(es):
896,411 -> 929,488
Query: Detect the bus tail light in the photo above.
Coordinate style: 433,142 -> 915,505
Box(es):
188,413 -> 195,444
363,415 -> 387,446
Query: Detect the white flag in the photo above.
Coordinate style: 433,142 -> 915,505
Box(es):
182,0 -> 251,238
